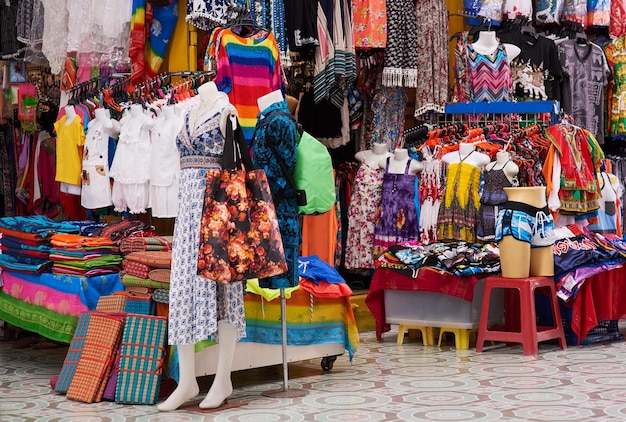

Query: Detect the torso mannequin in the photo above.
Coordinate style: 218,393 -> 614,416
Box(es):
355,142 -> 392,167
90,108 -> 113,130
379,148 -> 424,174
485,150 -> 519,185
257,89 -> 285,112
441,143 -> 490,168
65,105 -> 77,124
472,30 -> 521,62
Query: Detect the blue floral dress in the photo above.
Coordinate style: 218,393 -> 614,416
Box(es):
252,100 -> 300,289
168,99 -> 246,345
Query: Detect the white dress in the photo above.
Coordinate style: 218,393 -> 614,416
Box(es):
149,109 -> 183,218
109,112 -> 153,213
81,118 -> 113,209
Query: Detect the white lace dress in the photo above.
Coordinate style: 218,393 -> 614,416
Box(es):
41,0 -> 68,74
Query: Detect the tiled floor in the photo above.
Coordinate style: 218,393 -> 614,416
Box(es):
3,327 -> 626,422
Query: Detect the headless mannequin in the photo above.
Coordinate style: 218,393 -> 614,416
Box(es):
91,108 -> 113,129
65,105 -> 77,124
158,86 -> 239,412
379,148 -> 423,174
355,142 -> 392,168
498,186 -> 555,278
485,150 -> 519,185
441,143 -> 490,169
258,89 -> 285,112
472,30 -> 521,62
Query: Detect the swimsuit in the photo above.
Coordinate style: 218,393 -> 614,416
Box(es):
495,201 -> 556,247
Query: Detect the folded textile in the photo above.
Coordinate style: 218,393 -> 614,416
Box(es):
298,255 -> 346,284
0,254 -> 52,273
50,233 -> 115,248
119,236 -> 172,253
69,220 -> 109,236
93,220 -> 155,244
122,259 -> 151,279
0,234 -> 48,247
123,251 -> 171,269
0,216 -> 80,237
1,245 -> 50,259
299,279 -> 353,298
0,236 -> 51,251
121,273 -> 169,289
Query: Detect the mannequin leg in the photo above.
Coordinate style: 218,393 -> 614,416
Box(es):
498,235 -> 531,278
530,246 -> 555,277
199,320 -> 237,409
157,344 -> 199,411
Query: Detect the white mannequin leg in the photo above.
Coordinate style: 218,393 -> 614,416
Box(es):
157,344 -> 200,411
199,320 -> 237,409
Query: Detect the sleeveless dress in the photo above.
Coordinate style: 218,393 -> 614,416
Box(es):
345,161 -> 385,269
477,162 -> 514,242
467,42 -> 513,102
81,119 -> 113,210
373,158 -> 420,255
168,99 -> 246,345
418,147 -> 443,244
437,152 -> 482,243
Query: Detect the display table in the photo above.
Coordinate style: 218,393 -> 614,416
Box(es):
366,267 -> 482,340
0,270 -> 124,342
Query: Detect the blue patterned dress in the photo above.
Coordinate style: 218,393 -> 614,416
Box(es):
168,98 -> 246,345
252,100 -> 300,289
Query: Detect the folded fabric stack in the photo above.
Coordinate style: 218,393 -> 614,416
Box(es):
121,251 -> 172,290
0,216 -> 80,274
119,235 -> 172,254
49,234 -> 123,276
92,219 -> 155,245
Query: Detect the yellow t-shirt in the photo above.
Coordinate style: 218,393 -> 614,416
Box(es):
54,115 -> 85,185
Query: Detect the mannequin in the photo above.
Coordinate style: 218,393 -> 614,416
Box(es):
379,148 -> 424,174
441,143 -> 490,169
81,108 -> 114,210
472,30 -> 521,62
355,142 -> 391,168
65,105 -> 77,124
257,89 -> 285,112
485,150 -> 519,185
158,82 -> 244,412
496,186 -> 555,278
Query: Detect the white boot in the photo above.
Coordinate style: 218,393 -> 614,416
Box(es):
199,320 -> 237,409
157,344 -> 200,411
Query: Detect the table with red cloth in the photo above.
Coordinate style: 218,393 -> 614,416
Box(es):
367,266 -> 626,344
568,265 -> 626,343
366,267 -> 482,341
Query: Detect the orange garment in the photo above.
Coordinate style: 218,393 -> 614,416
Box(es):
299,279 -> 353,298
542,144 -> 559,221
50,233 -> 114,247
301,209 -> 339,266
0,227 -> 44,242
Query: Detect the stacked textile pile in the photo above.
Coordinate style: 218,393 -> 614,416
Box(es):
49,234 -> 123,276
0,216 -> 80,275
119,251 -> 172,316
119,235 -> 172,254
93,219 -> 155,245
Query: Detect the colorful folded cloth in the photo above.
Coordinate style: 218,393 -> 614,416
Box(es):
123,251 -> 171,269
0,234 -> 48,247
0,254 -> 52,273
94,220 -> 155,244
299,279 -> 353,298
121,273 -> 170,289
50,233 -> 116,248
119,236 -> 172,253
1,245 -> 50,259
0,236 -> 51,251
122,259 -> 151,279
0,216 -> 80,237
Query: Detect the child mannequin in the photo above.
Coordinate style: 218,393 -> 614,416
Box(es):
379,148 -> 424,174
441,143 -> 490,169
257,89 -> 284,112
158,82 -> 241,412
485,150 -> 519,185
65,105 -> 77,124
355,142 -> 392,167
472,30 -> 521,62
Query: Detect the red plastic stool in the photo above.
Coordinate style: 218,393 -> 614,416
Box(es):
475,275 -> 567,356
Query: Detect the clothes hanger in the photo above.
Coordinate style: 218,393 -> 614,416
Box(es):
575,31 -> 588,45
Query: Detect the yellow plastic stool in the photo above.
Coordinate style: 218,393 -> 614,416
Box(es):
437,327 -> 478,349
397,325 -> 436,345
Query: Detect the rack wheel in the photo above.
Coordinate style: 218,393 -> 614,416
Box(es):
321,355 -> 337,372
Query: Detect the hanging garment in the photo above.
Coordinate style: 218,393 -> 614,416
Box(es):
351,0 -> 386,49
610,0 -> 626,38
214,28 -> 282,144
284,0 -> 318,51
373,158 -> 420,255
562,0 -> 587,27
53,115 -> 85,186
345,161 -> 385,269
368,86 -> 407,152
437,153 -> 482,243
81,118 -> 113,210
186,0 -> 240,31
252,100 -> 300,289
414,0 -> 448,116
467,42 -> 513,102
504,0 -> 533,19
558,39 -> 612,143
168,98 -> 246,345
381,0 -> 418,87
477,163 -> 514,242
40,0 -> 69,76
418,149 -> 442,245
604,37 -> 626,135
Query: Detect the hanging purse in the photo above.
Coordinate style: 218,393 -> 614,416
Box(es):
197,115 -> 288,283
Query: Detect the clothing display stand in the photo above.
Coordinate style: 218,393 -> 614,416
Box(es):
262,288 -> 309,398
